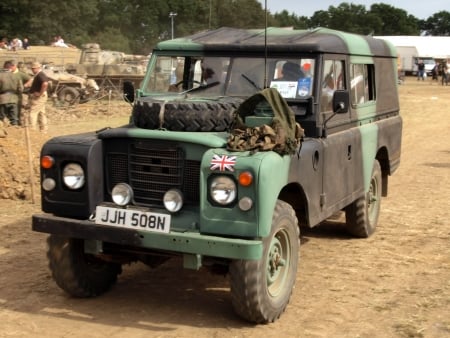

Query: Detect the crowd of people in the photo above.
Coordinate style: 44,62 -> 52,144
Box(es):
1,35 -> 72,50
416,59 -> 450,85
0,37 -> 30,51
0,60 -> 49,136
431,60 -> 450,85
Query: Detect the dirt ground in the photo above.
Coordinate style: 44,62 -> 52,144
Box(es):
0,78 -> 449,337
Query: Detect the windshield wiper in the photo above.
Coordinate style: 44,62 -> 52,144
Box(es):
241,73 -> 261,91
179,81 -> 220,95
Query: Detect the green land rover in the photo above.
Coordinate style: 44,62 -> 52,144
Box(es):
32,27 -> 402,323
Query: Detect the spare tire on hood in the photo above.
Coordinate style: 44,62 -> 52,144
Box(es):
132,97 -> 244,132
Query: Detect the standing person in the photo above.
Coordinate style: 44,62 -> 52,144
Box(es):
417,59 -> 425,81
22,38 -> 30,50
0,61 -> 23,126
6,60 -> 31,125
431,63 -> 439,84
25,62 -> 49,132
441,60 -> 449,86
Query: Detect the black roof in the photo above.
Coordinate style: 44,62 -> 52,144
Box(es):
155,27 -> 396,57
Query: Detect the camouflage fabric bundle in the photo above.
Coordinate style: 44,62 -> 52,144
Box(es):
227,88 -> 304,155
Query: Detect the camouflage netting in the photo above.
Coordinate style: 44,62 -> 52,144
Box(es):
227,88 -> 304,155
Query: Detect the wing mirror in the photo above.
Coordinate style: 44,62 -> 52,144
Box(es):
332,90 -> 349,114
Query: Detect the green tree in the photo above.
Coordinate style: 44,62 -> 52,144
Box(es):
422,11 -> 450,35
3,0 -> 449,55
369,3 -> 419,35
26,0 -> 99,46
272,10 -> 309,29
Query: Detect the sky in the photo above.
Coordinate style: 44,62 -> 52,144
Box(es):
257,0 -> 446,20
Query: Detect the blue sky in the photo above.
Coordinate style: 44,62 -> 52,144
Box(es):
257,0 -> 446,20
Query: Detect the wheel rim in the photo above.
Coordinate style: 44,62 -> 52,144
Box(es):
266,228 -> 290,297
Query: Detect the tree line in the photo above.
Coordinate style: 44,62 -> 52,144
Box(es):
1,0 -> 449,55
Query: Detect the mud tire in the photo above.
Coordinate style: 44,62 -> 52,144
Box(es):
345,160 -> 382,238
58,86 -> 80,106
132,98 -> 243,131
229,200 -> 299,324
47,235 -> 122,297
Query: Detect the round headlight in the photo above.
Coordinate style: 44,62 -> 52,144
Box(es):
112,183 -> 133,206
210,176 -> 237,205
62,163 -> 85,189
163,189 -> 183,212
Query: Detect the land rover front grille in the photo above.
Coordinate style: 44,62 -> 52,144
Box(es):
106,140 -> 200,206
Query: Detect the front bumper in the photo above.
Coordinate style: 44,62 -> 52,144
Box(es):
32,213 -> 263,260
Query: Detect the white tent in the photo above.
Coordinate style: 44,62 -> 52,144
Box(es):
375,36 -> 450,59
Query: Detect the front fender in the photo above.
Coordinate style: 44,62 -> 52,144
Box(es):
200,149 -> 291,238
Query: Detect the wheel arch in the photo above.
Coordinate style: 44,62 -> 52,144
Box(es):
376,146 -> 389,197
279,182 -> 309,228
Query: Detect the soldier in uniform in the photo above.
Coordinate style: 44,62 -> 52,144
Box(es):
5,60 -> 31,125
0,61 -> 23,126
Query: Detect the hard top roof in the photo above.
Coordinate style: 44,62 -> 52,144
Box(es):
155,27 -> 396,58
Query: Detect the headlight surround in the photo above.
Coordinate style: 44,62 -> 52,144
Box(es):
62,163 -> 85,190
112,183 -> 133,206
210,175 -> 237,206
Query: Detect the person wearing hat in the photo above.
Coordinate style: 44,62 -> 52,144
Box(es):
0,61 -> 23,126
25,62 -> 49,132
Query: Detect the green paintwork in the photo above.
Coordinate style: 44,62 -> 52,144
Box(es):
359,123 -> 379,192
135,227 -> 262,260
319,28 -> 372,56
200,149 -> 291,238
126,128 -> 227,148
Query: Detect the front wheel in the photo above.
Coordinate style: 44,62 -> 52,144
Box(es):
229,200 -> 300,324
57,86 -> 80,106
345,160 -> 382,238
47,235 -> 122,297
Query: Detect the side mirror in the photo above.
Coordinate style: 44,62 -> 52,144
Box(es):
332,90 -> 349,114
123,81 -> 135,103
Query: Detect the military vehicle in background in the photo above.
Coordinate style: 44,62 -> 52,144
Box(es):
43,68 -> 100,106
0,45 -> 81,68
0,44 -> 148,100
65,43 -> 148,97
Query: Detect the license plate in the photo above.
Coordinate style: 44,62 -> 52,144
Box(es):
95,205 -> 171,233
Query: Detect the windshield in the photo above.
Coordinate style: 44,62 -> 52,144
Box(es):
142,56 -> 316,99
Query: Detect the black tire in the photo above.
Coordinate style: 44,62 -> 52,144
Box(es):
345,160 -> 382,238
47,235 -> 122,297
58,86 -> 80,106
132,98 -> 243,131
229,200 -> 299,324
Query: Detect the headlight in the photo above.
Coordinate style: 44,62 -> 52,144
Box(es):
163,189 -> 183,212
210,176 -> 237,205
112,183 -> 133,206
62,163 -> 85,189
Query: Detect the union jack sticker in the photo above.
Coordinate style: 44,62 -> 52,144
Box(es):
210,154 -> 237,172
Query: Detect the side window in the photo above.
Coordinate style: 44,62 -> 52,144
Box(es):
321,59 -> 345,112
350,64 -> 376,105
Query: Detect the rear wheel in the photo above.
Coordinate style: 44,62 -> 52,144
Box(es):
47,235 -> 121,297
229,200 -> 299,323
345,160 -> 382,238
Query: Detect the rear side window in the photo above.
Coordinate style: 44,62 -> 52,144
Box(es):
350,64 -> 376,105
321,59 -> 345,112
